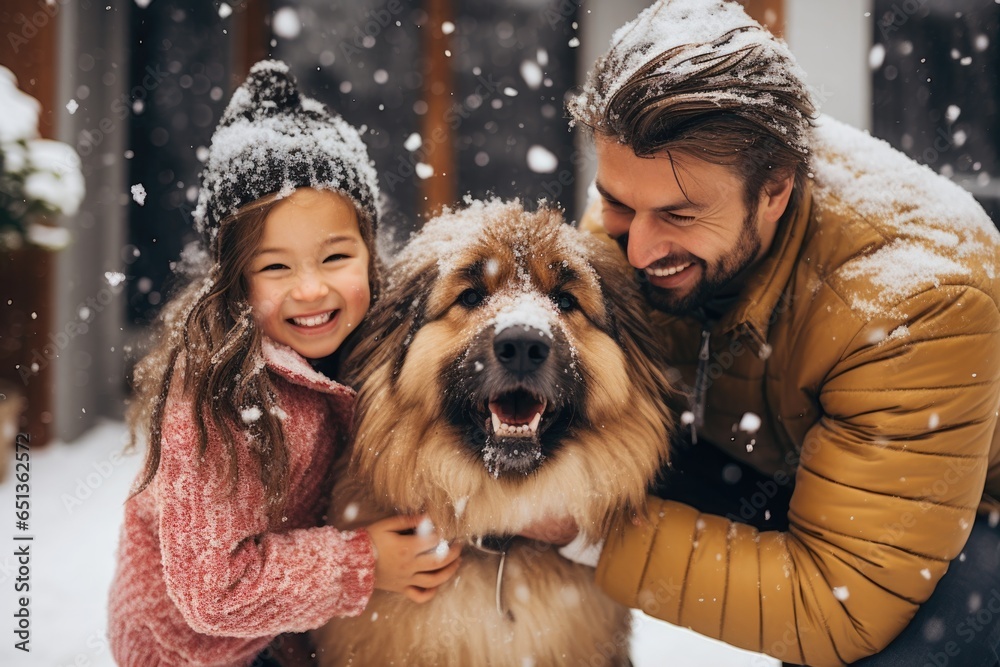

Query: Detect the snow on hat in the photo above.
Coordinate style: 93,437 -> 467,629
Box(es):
568,0 -> 814,153
193,60 -> 379,244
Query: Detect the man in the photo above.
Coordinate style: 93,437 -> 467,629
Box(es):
539,1 -> 1000,665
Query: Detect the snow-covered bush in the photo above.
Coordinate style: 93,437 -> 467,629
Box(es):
0,65 -> 84,251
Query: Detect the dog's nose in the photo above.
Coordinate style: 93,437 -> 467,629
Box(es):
493,326 -> 550,375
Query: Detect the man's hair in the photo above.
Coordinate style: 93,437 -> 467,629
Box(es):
570,18 -> 818,217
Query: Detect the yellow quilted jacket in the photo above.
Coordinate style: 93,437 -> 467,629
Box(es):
584,118 -> 1000,666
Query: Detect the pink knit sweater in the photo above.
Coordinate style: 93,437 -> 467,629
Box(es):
109,339 -> 375,667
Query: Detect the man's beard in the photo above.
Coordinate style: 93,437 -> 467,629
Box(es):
633,210 -> 762,317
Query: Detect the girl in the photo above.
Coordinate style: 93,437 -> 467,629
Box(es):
108,60 -> 461,667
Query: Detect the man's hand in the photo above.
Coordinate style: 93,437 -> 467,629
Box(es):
518,514 -> 579,546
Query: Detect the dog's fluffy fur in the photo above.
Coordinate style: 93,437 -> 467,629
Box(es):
312,199 -> 672,667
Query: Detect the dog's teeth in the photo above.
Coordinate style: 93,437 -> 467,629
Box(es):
491,412 -> 501,433
529,412 -> 541,433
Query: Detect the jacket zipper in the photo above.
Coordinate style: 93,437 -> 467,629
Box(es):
690,327 -> 712,445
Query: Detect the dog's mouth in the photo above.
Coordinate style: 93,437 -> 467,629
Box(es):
478,388 -> 562,477
488,390 -> 546,437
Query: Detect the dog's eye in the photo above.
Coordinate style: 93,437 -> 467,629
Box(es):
459,288 -> 484,308
555,292 -> 578,312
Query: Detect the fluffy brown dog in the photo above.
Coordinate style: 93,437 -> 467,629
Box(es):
312,198 -> 672,667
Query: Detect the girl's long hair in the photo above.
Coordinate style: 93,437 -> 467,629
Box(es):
127,192 -> 380,519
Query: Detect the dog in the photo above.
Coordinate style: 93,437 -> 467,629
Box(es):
312,198 -> 673,667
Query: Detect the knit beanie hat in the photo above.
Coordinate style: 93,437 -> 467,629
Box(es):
193,60 -> 380,247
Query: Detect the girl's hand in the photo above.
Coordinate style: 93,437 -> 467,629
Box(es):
367,515 -> 462,603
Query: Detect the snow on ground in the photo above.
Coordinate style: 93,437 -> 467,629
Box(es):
0,421 -> 777,667
0,421 -> 135,667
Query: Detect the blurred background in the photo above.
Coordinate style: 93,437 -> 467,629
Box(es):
0,1 -> 997,665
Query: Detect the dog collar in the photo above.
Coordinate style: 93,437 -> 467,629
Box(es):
469,534 -> 516,555
468,535 -> 516,620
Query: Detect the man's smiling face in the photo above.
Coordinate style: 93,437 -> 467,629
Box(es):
594,135 -> 792,316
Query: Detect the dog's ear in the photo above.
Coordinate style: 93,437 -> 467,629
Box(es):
589,243 -> 675,404
341,263 -> 439,388
589,242 -> 677,518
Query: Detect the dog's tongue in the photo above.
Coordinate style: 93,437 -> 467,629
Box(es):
490,391 -> 545,427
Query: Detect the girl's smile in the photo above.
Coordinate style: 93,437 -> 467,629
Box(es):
288,309 -> 339,329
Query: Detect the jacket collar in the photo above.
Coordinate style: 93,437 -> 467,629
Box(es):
715,181 -> 813,347
261,337 -> 357,400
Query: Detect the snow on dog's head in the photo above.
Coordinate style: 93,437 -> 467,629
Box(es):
341,199 -> 673,540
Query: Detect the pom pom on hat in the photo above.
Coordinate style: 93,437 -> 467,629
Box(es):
193,60 -> 379,246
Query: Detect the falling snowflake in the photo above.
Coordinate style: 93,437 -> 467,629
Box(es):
104,271 -> 126,287
738,412 -> 762,433
922,618 -> 946,643
520,60 -> 543,89
130,183 -> 146,206
416,517 -> 435,537
869,44 -> 886,70
527,145 -> 558,174
415,163 -> 434,179
272,7 -> 301,39
404,132 -> 422,152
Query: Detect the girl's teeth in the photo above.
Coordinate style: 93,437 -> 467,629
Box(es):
292,312 -> 333,327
